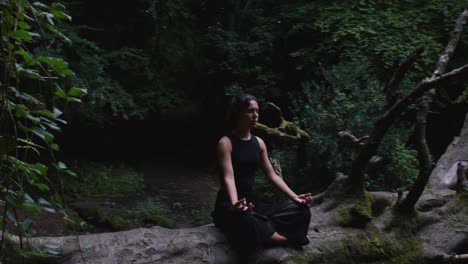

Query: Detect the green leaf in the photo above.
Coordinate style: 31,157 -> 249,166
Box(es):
53,108 -> 63,117
38,197 -> 51,206
18,21 -> 32,30
54,192 -> 62,205
54,85 -> 67,99
40,12 -> 55,25
27,114 -> 41,124
31,162 -> 48,176
17,138 -> 45,150
21,203 -> 42,214
43,207 -> 56,213
16,249 -> 53,259
24,193 -> 35,203
36,56 -> 73,76
6,211 -> 18,225
22,219 -> 33,231
32,2 -> 48,9
51,143 -> 60,151
67,87 -> 87,97
15,104 -> 29,118
15,49 -> 33,64
51,3 -> 66,10
33,183 -> 50,191
10,30 -> 40,42
57,161 -> 67,170
50,10 -> 71,21
45,24 -> 71,44
31,128 -> 54,143
9,87 -> 43,104
15,63 -> 44,80
40,117 -> 61,131
65,170 -> 77,177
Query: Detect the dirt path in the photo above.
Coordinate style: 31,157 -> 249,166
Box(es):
138,157 -> 219,228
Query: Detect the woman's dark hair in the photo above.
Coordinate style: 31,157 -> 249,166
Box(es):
226,94 -> 257,129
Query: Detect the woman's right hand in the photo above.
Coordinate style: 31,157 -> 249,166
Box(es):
232,198 -> 255,213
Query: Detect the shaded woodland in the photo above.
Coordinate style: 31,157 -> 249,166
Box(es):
1,0 -> 467,263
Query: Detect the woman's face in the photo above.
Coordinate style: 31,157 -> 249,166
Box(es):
238,100 -> 259,128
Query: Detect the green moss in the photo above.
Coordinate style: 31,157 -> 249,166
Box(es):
338,227 -> 422,264
74,204 -> 129,230
254,123 -> 298,141
133,198 -> 176,228
385,208 -> 421,234
336,192 -> 373,227
456,187 -> 468,207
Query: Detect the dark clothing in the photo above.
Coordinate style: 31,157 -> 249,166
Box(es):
212,132 -> 311,252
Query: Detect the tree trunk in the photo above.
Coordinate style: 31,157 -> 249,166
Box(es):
400,8 -> 468,212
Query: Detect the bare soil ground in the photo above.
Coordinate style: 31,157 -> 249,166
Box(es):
7,156 -> 219,237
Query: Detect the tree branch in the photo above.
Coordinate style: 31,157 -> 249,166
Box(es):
349,63 -> 468,191
383,47 -> 424,108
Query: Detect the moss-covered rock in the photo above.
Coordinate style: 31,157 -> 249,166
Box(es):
336,192 -> 373,227
72,203 -> 130,231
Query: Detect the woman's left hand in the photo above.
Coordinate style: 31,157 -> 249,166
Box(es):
293,193 -> 313,204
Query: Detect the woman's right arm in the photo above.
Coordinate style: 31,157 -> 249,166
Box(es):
218,137 -> 238,206
218,137 -> 255,212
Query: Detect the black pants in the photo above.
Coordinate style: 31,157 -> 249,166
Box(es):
212,199 -> 311,252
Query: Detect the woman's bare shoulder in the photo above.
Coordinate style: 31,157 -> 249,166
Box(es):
218,136 -> 232,150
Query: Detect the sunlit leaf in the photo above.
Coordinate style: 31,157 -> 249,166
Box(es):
57,161 -> 67,170
24,193 -> 35,203
27,114 -> 41,124
15,63 -> 43,80
43,207 -> 56,213
51,143 -> 60,151
50,10 -> 71,21
40,12 -> 55,25
32,2 -> 48,9
15,49 -> 33,64
36,56 -> 73,76
10,30 -> 40,42
33,183 -> 50,191
38,197 -> 51,206
31,128 -> 54,143
54,85 -> 67,99
67,87 -> 87,97
46,24 -> 71,44
6,211 -> 18,225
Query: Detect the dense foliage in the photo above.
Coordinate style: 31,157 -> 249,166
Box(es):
0,0 -> 84,259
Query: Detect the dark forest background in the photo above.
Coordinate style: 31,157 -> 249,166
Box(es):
57,0 -> 467,190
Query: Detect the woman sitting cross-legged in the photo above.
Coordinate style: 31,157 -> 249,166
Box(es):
212,94 -> 312,254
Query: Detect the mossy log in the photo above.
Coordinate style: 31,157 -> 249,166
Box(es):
253,102 -> 309,144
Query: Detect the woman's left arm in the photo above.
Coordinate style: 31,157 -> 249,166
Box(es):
257,137 -> 312,204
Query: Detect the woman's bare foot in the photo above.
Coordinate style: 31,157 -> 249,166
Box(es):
269,232 -> 288,246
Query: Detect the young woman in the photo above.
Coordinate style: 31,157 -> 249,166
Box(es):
212,94 -> 312,253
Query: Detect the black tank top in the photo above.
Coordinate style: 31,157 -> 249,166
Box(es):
218,132 -> 262,203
